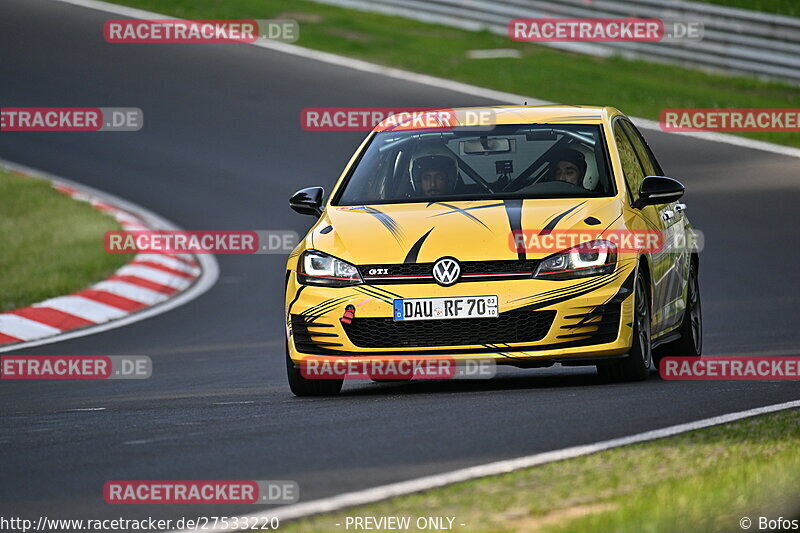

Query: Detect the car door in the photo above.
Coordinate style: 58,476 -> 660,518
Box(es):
619,119 -> 687,333
613,119 -> 673,336
621,120 -> 688,331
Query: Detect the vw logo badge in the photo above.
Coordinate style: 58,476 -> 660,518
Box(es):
432,257 -> 461,286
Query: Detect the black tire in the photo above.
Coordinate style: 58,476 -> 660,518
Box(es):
285,344 -> 343,396
597,268 -> 652,382
653,260 -> 702,372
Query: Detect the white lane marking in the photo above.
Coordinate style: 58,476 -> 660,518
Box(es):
116,264 -> 192,288
212,401 -> 255,405
64,408 -> 107,412
0,159 -> 219,353
91,280 -> 169,305
166,399 -> 800,531
123,437 -> 171,445
0,314 -> 61,340
466,49 -> 522,59
35,296 -> 128,322
135,254 -> 202,276
112,211 -> 142,224
120,222 -> 149,231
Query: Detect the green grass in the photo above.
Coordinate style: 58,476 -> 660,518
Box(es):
107,0 -> 800,148
0,170 -> 132,312
692,0 -> 800,17
276,409 -> 800,533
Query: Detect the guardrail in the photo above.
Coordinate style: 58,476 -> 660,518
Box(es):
312,0 -> 800,84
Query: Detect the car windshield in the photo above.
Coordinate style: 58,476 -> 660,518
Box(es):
334,124 -> 614,205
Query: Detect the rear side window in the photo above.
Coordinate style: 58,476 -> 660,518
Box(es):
614,121 -> 646,203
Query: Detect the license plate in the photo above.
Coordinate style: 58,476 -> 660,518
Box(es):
393,296 -> 498,321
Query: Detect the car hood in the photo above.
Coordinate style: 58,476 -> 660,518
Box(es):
311,198 -> 623,264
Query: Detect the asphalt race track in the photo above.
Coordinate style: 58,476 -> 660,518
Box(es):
1,0 -> 799,523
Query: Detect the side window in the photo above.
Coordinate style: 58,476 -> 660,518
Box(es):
620,120 -> 661,177
614,121 -> 646,203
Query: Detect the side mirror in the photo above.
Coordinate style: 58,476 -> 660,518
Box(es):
289,187 -> 324,217
634,176 -> 684,209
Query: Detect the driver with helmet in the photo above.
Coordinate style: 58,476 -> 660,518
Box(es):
547,148 -> 587,187
410,144 -> 458,197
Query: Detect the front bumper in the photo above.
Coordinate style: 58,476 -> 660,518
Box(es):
285,263 -> 636,365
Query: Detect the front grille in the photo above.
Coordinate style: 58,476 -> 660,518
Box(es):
359,259 -> 540,284
342,309 -> 556,348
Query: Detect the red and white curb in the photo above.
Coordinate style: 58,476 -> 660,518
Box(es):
0,160 -> 218,352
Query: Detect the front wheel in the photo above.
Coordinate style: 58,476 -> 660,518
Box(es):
597,269 -> 652,382
285,343 -> 343,396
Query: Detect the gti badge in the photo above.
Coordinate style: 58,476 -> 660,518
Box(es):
432,257 -> 461,286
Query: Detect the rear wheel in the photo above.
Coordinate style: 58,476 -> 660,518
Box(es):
597,269 -> 652,382
285,343 -> 343,396
653,260 -> 702,371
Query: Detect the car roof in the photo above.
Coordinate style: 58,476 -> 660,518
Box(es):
373,105 -> 624,131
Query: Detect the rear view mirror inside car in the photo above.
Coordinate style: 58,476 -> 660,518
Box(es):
461,137 -> 514,154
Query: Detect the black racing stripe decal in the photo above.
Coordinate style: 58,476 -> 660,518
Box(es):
576,269 -> 636,326
510,275 -> 606,304
566,267 -> 635,331
606,268 -> 636,304
516,270 -> 623,312
509,270 -> 616,305
428,202 -> 503,229
433,203 -> 488,229
287,285 -> 306,315
363,284 -> 403,299
404,228 -> 434,264
539,201 -> 586,236
356,286 -> 395,304
301,295 -> 351,318
364,206 -> 404,244
307,300 -> 350,321
503,198 -> 525,260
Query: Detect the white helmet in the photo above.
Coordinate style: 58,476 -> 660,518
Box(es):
573,144 -> 600,190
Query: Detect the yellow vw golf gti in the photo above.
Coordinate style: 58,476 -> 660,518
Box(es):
284,106 -> 702,395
